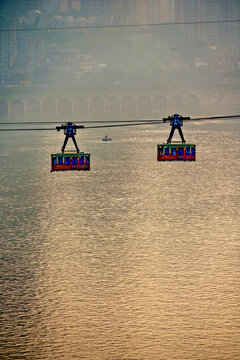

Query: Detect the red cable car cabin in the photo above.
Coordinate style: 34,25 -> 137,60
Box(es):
51,152 -> 90,172
157,143 -> 196,161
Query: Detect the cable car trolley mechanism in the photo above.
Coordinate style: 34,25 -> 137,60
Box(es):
2,113 -> 239,169
51,122 -> 90,172
157,114 -> 196,161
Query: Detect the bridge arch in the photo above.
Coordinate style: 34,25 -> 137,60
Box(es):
41,99 -> 57,112
89,97 -> 104,113
137,95 -> 151,114
58,98 -> 73,112
152,95 -> 167,113
26,99 -> 40,113
105,96 -> 120,113
73,97 -> 88,113
184,94 -> 199,107
121,96 -> 136,114
169,95 -> 183,108
11,100 -> 25,113
0,100 -> 8,114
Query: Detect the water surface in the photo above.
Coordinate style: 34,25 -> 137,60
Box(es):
0,111 -> 239,359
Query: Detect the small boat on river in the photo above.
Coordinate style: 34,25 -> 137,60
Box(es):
102,135 -> 112,141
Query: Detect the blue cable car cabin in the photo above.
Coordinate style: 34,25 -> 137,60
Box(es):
51,152 -> 90,172
157,143 -> 196,161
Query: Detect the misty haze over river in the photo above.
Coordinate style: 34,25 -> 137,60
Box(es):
0,1 -> 240,359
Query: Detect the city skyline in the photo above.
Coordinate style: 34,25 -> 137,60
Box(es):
0,0 -> 239,86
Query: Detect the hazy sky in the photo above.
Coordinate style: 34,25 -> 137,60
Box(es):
0,0 -> 239,94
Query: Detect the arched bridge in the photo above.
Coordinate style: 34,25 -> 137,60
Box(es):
0,92 -> 239,115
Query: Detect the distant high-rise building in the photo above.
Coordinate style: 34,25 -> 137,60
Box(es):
174,0 -> 240,49
53,0 -> 175,24
0,23 -> 17,71
0,31 -> 6,71
8,30 -> 17,67
58,0 -> 72,12
23,0 -> 42,9
17,36 -> 45,73
136,0 -> 175,24
72,0 -> 80,11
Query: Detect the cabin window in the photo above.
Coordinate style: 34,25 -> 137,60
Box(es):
164,147 -> 169,156
178,147 -> 184,155
58,157 -> 63,165
191,147 -> 195,155
186,147 -> 190,155
86,156 -> 90,165
158,146 -> 163,155
65,157 -> 70,165
72,157 -> 78,165
79,156 -> 84,165
171,148 -> 176,156
52,157 -> 57,165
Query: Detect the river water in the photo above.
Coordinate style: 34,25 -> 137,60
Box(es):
0,108 -> 239,359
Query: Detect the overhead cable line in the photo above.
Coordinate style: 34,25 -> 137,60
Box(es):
0,121 -> 163,131
84,120 -> 163,129
1,114 -> 240,126
0,115 -> 239,132
0,19 -> 240,32
0,128 -> 56,131
0,119 -> 162,125
181,114 -> 240,121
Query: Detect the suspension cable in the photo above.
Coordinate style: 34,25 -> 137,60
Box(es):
0,115 -> 239,132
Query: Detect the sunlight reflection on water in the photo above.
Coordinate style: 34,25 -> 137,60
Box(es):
0,110 -> 240,359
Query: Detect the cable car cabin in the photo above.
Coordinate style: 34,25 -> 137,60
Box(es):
51,153 -> 90,172
157,143 -> 196,161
